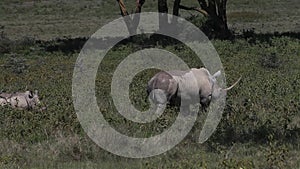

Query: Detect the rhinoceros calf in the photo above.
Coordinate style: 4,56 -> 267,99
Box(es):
147,67 -> 241,112
7,90 -> 41,110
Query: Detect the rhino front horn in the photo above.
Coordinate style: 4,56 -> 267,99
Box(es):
224,76 -> 242,91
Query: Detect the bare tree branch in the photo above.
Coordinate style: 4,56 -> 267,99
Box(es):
117,0 -> 129,16
179,5 -> 209,16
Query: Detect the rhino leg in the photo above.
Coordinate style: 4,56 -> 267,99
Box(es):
147,89 -> 168,115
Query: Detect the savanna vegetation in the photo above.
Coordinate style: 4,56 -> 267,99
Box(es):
0,0 -> 299,168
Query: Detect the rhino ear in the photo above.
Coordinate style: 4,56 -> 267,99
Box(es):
28,91 -> 34,99
213,70 -> 221,78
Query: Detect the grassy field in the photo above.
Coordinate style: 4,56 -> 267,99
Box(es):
0,0 -> 300,169
0,0 -> 299,40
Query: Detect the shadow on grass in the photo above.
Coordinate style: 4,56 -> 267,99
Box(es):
1,31 -> 299,54
235,30 -> 300,44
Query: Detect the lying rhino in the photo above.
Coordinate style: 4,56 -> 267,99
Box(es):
0,90 -> 41,110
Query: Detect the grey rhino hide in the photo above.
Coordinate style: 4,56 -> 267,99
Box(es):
7,90 -> 41,110
147,68 -> 227,111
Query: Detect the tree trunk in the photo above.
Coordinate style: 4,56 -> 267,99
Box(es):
117,0 -> 129,16
179,0 -> 231,38
116,0 -> 231,39
158,0 -> 169,31
135,0 -> 145,13
116,0 -> 145,35
158,0 -> 168,13
198,0 -> 230,38
173,0 -> 181,16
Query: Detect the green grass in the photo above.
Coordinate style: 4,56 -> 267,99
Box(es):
0,35 -> 299,168
0,0 -> 300,168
